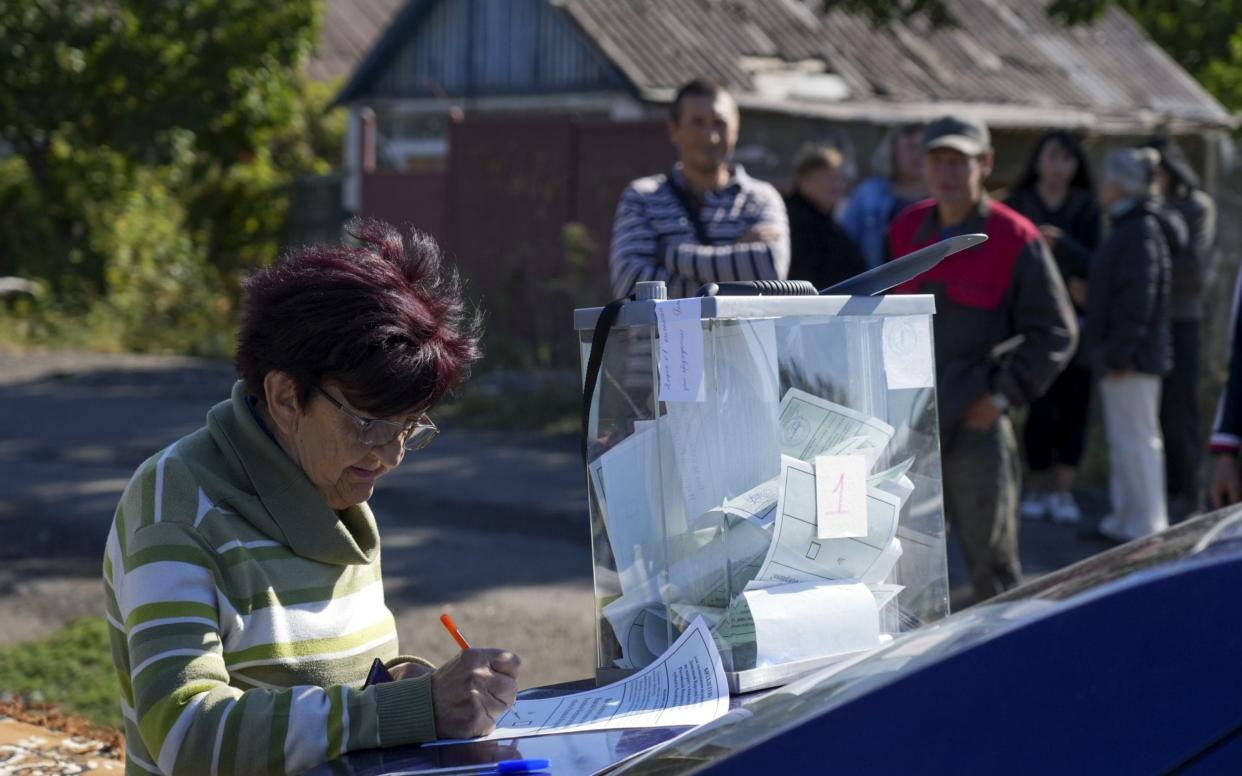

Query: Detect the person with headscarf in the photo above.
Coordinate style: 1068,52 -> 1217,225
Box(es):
1086,148 -> 1173,542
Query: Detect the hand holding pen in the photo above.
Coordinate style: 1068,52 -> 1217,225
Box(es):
431,613 -> 522,739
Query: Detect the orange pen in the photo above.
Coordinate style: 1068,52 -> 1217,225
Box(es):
439,613 -> 471,650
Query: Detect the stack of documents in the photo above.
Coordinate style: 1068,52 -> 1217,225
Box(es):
591,320 -> 917,674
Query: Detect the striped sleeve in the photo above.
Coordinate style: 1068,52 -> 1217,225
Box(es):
609,184 -> 683,298
664,184 -> 790,284
106,519 -> 434,775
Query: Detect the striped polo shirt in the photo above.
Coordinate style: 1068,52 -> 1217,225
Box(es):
608,163 -> 790,300
103,381 -> 435,775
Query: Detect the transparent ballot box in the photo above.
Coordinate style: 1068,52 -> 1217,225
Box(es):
577,286 -> 949,693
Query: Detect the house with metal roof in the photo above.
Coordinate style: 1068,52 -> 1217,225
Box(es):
329,0 -> 1239,364
335,0 -> 1234,158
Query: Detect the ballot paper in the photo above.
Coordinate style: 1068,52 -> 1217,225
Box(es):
431,617 -> 730,745
869,456 -> 915,487
859,537 -> 903,585
720,475 -> 780,525
603,598 -> 663,669
665,319 -> 782,524
604,513 -> 772,667
748,458 -> 902,588
779,388 -> 895,471
596,425 -> 668,599
666,514 -> 773,608
714,581 -> 881,670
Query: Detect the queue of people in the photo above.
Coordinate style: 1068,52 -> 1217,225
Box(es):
607,78 -> 1221,602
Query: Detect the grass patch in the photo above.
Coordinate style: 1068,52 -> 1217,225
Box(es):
0,616 -> 121,730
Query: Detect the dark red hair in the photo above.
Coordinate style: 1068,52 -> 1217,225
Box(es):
236,218 -> 482,416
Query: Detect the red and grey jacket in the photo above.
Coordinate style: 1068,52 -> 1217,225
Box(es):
887,196 -> 1078,432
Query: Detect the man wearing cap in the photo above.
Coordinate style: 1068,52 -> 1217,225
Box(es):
887,115 -> 1077,600
1145,136 -> 1218,520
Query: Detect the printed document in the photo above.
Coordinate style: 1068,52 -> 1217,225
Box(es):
749,458 -> 902,587
778,388 -> 895,471
430,617 -> 729,744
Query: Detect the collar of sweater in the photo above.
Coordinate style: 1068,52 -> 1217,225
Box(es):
203,380 -> 380,566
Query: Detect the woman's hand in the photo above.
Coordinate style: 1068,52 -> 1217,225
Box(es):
431,649 -> 521,738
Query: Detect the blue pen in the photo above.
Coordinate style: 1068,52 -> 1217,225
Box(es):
387,758 -> 551,775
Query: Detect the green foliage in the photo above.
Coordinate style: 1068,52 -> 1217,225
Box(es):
0,0 -> 320,164
1200,27 -> 1242,113
0,0 -> 345,355
1051,0 -> 1242,113
0,617 -> 121,730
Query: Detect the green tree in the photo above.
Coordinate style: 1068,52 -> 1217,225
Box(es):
0,0 -> 335,290
0,0 -> 343,354
0,0 -> 320,182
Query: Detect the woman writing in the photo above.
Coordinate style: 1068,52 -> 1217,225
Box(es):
103,220 -> 520,774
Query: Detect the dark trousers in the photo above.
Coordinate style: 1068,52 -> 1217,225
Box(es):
1160,320 -> 1203,516
1024,362 -> 1093,471
943,415 -> 1022,601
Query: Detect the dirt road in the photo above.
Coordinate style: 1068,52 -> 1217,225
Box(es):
0,350 -> 596,689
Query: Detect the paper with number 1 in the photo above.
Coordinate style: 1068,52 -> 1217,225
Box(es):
813,454 -> 868,538
748,457 -> 902,588
428,617 -> 729,744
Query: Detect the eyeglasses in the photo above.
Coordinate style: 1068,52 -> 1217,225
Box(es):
312,385 -> 439,452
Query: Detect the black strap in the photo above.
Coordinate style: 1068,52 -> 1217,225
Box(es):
582,295 -> 633,465
665,172 -> 714,246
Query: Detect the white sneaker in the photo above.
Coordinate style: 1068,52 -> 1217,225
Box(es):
1020,492 -> 1049,520
1097,513 -> 1129,543
1047,492 -> 1082,524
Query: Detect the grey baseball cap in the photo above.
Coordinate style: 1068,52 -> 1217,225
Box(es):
923,115 -> 991,156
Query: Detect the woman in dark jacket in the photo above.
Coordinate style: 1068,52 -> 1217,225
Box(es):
784,146 -> 867,290
1087,147 -> 1172,542
1005,131 -> 1102,525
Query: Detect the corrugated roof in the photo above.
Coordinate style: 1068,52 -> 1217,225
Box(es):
308,0 -> 408,82
336,0 -> 1234,131
558,0 -> 1235,130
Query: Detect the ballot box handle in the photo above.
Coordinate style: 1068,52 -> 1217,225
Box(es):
581,294 -> 633,465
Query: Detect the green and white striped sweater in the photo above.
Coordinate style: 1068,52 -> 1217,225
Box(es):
103,381 -> 436,775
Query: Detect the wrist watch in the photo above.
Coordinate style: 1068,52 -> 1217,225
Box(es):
990,393 -> 1010,412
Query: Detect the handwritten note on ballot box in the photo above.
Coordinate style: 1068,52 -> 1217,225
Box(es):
576,287 -> 950,693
